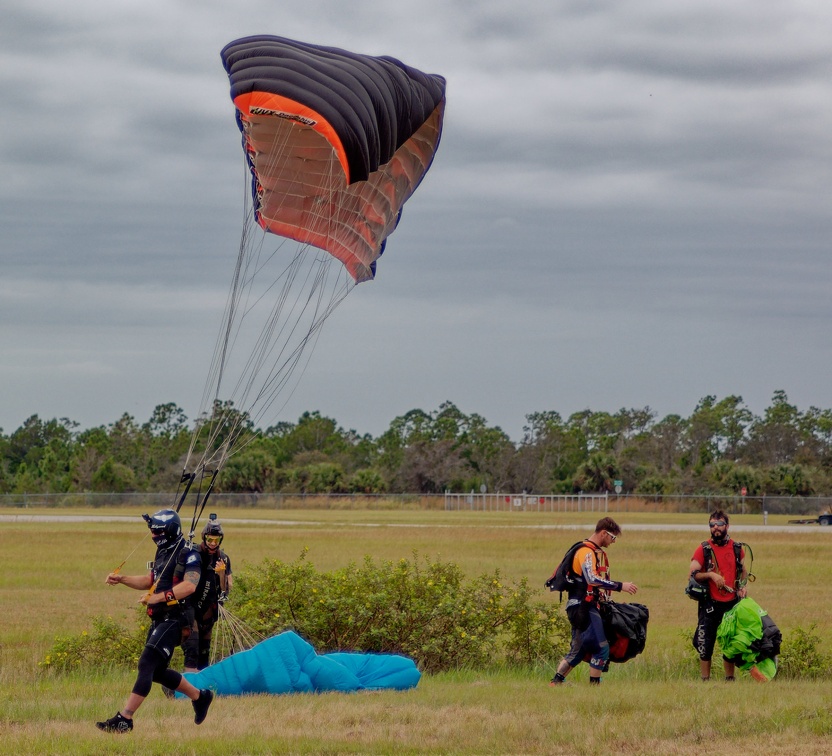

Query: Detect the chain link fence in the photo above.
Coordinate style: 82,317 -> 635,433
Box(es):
3,491 -> 831,517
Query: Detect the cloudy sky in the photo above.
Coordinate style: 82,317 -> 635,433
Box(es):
2,0 -> 831,443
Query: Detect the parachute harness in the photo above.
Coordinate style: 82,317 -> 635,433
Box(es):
139,535 -> 184,605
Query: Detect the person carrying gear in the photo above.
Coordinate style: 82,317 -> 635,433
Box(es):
688,509 -> 748,681
549,517 -> 638,685
182,514 -> 234,672
96,509 -> 214,734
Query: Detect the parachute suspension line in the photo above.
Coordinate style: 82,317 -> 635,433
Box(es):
174,472 -> 197,514
227,153 -> 354,432
192,243 -> 315,470
184,188 -> 273,474
111,530 -> 152,576
211,604 -> 265,664
183,207 -> 252,471
239,245 -> 352,430
186,467 -> 219,541
185,132 -> 354,477
247,257 -> 351,430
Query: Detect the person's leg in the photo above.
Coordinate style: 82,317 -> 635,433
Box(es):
584,609 -> 609,682
182,609 -> 199,673
551,625 -> 583,684
717,600 -> 738,680
96,644 -> 158,732
197,618 -> 215,670
722,658 -> 736,679
693,604 -> 714,680
154,651 -> 214,724
123,644 -> 163,714
98,620 -> 213,731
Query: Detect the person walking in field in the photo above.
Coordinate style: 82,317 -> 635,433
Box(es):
96,509 -> 214,733
549,517 -> 638,685
688,509 -> 747,681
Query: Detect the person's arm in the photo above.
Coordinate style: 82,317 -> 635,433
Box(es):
218,554 -> 232,598
690,558 -> 726,590
580,551 -> 635,593
105,571 -> 153,590
144,567 -> 200,605
688,558 -> 703,579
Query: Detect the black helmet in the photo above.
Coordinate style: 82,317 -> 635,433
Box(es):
143,509 -> 182,548
202,516 -> 224,547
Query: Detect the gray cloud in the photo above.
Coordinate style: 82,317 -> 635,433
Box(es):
2,0 -> 831,440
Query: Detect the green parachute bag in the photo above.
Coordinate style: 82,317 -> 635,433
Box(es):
716,597 -> 781,681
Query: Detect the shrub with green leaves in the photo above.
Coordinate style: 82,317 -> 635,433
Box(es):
40,614 -> 147,673
778,624 -> 832,679
232,549 -> 570,673
41,552 -> 571,675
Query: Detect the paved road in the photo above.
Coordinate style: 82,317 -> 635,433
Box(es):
2,513 -> 830,534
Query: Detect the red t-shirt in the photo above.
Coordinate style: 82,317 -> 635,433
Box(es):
691,538 -> 744,602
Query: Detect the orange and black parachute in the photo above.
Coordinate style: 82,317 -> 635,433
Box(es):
221,36 -> 446,283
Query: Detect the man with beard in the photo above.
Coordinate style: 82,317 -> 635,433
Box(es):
689,510 -> 748,681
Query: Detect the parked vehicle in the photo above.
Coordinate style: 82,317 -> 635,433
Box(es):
788,513 -> 832,525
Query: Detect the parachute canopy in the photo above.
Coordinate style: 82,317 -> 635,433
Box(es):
179,631 -> 421,696
221,35 -> 446,283
716,597 -> 781,680
179,39 -> 445,479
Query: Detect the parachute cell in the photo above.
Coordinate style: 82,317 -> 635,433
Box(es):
221,36 -> 446,283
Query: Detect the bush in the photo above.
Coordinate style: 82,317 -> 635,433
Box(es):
778,624 -> 832,679
232,549 -> 570,673
40,553 -> 571,676
40,614 -> 147,673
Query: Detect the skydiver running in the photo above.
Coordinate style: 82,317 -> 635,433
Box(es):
96,509 -> 213,733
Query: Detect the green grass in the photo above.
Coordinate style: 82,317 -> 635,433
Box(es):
1,506 -> 831,754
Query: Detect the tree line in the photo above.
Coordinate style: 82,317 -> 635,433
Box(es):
2,390 -> 832,497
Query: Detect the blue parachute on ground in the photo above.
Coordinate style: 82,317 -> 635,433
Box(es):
178,631 -> 420,696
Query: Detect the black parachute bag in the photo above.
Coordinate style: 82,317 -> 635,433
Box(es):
748,613 -> 782,662
545,540 -> 594,601
600,601 -> 650,662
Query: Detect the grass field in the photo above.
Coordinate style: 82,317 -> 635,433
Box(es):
1,506 -> 831,754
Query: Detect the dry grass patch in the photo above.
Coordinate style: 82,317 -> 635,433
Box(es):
2,508 -> 832,754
